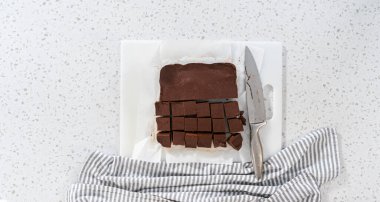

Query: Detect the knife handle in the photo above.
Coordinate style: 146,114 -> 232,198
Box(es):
250,122 -> 266,179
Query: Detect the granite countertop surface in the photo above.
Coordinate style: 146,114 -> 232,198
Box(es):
0,0 -> 379,201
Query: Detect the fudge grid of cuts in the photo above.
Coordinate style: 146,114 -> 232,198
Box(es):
155,63 -> 246,150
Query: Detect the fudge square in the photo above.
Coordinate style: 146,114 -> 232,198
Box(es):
171,102 -> 184,116
172,131 -> 185,145
227,133 -> 243,150
196,102 -> 210,117
197,118 -> 211,132
210,103 -> 224,118
185,132 -> 197,148
224,101 -> 240,118
155,101 -> 170,116
157,132 -> 171,148
156,117 -> 170,131
172,117 -> 184,131
212,118 -> 226,133
228,118 -> 244,133
185,117 -> 197,132
197,133 -> 212,148
183,101 -> 197,116
213,133 -> 226,147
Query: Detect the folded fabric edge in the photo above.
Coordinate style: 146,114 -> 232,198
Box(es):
264,127 -> 340,185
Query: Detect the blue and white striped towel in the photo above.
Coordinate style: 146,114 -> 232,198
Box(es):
67,128 -> 340,202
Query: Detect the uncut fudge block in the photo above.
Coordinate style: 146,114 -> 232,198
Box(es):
159,63 -> 238,101
183,101 -> 197,116
197,133 -> 212,148
185,118 -> 197,132
156,117 -> 170,131
227,133 -> 242,150
224,101 -> 240,118
157,132 -> 171,148
155,102 -> 170,116
212,118 -> 226,133
213,133 -> 226,147
197,118 -> 211,132
228,118 -> 244,133
173,131 -> 185,145
196,102 -> 210,117
185,132 -> 197,148
171,102 -> 184,116
172,117 -> 185,131
210,103 -> 224,118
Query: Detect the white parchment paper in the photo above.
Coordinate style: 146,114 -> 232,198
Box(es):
128,40 -> 264,164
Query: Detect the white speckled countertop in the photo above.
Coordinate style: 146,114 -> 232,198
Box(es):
0,0 -> 379,201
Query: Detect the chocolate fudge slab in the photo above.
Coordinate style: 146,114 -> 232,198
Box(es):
197,133 -> 212,148
159,63 -> 238,101
185,118 -> 197,132
171,102 -> 184,116
213,133 -> 227,147
197,118 -> 211,132
227,133 -> 242,150
210,103 -> 225,118
173,131 -> 185,145
224,101 -> 240,118
196,102 -> 210,117
172,117 -> 185,131
157,132 -> 171,148
212,118 -> 226,133
156,117 -> 170,131
185,132 -> 197,148
183,101 -> 197,116
228,118 -> 244,133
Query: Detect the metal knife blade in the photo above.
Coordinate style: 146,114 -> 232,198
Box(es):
245,47 -> 266,124
245,47 -> 267,179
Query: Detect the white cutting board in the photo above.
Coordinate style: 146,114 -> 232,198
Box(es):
120,40 -> 283,162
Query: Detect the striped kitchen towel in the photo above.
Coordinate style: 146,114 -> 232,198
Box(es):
67,128 -> 340,202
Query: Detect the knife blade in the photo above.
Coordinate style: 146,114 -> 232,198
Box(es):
245,47 -> 267,179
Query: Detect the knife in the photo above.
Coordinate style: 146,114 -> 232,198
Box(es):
245,47 -> 267,179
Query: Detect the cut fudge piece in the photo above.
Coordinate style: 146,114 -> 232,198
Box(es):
156,117 -> 170,131
155,102 -> 171,116
172,117 -> 184,131
157,132 -> 171,148
224,101 -> 240,118
185,118 -> 197,132
159,63 -> 238,101
172,131 -> 185,145
196,102 -> 210,117
197,118 -> 211,132
185,132 -> 197,148
210,103 -> 225,118
227,133 -> 242,150
183,101 -> 197,116
239,115 -> 246,125
197,133 -> 212,148
171,102 -> 184,116
228,118 -> 244,133
212,118 -> 226,133
213,133 -> 226,147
